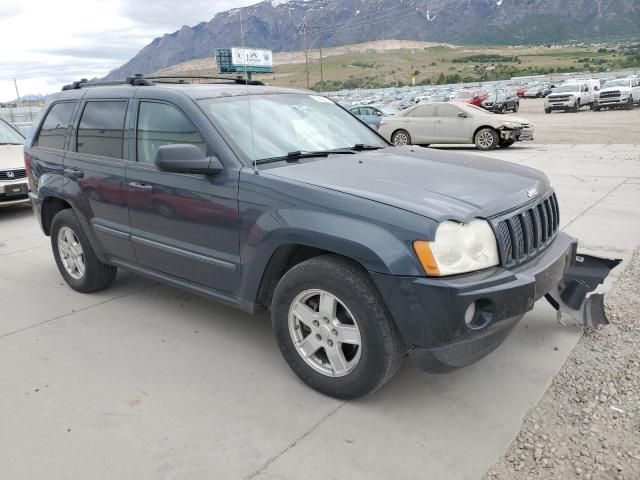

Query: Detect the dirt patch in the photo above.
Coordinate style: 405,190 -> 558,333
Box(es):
483,249 -> 640,480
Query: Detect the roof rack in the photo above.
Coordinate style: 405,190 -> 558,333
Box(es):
147,75 -> 265,86
62,74 -> 153,90
61,74 -> 264,91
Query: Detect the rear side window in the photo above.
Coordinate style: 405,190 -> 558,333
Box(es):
77,101 -> 127,158
136,101 -> 206,164
34,102 -> 76,150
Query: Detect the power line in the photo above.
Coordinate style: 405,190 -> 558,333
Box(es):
318,4 -> 419,34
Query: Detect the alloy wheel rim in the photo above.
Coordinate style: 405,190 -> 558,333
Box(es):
394,132 -> 408,145
288,289 -> 362,377
478,131 -> 494,148
57,226 -> 85,280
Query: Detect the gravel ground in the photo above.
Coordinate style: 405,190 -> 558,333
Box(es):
513,98 -> 639,144
482,248 -> 640,480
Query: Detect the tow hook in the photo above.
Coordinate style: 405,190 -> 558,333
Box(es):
545,254 -> 621,328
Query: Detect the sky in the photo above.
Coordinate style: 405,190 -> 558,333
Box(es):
0,0 -> 258,102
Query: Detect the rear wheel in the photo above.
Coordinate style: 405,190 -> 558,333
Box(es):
545,108 -> 551,114
474,128 -> 499,151
51,209 -> 117,293
272,255 -> 404,399
513,103 -> 519,112
391,129 -> 411,146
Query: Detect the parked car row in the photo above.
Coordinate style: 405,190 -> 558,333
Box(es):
544,77 -> 638,113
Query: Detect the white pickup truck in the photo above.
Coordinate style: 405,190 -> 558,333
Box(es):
544,82 -> 594,113
594,77 -> 640,110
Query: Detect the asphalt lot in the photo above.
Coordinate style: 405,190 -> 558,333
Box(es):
1,143 -> 639,480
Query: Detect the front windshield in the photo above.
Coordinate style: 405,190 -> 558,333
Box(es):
554,85 -> 580,93
199,94 -> 387,164
606,79 -> 630,87
0,119 -> 25,145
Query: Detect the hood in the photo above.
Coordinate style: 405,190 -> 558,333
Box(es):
264,147 -> 550,223
600,86 -> 631,93
502,115 -> 530,125
0,145 -> 24,170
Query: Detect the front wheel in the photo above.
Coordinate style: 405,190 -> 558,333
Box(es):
391,129 -> 411,146
474,128 -> 499,151
545,108 -> 551,114
272,255 -> 404,399
625,98 -> 633,110
572,100 -> 580,113
51,209 -> 117,293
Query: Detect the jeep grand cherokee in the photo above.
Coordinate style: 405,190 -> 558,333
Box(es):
24,77 -> 618,399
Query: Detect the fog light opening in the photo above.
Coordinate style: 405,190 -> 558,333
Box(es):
465,300 -> 493,330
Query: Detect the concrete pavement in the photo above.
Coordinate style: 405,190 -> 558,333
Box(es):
1,144 -> 638,480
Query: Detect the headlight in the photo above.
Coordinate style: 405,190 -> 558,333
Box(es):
413,219 -> 500,276
501,121 -> 522,129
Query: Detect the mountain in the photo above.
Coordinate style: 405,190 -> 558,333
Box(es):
105,0 -> 640,80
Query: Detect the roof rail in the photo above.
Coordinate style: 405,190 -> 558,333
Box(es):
62,74 -> 153,91
61,74 -> 264,91
147,75 -> 265,86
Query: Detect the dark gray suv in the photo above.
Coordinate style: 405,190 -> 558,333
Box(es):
24,77 -> 618,399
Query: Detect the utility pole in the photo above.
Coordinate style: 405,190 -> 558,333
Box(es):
303,20 -> 310,89
13,78 -> 21,105
318,30 -> 324,93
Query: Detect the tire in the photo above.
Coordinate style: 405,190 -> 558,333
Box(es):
625,98 -> 633,110
271,255 -> 404,399
51,209 -> 117,293
474,127 -> 499,151
497,105 -> 505,114
499,139 -> 515,148
391,129 -> 411,146
513,103 -> 519,113
545,108 -> 551,114
572,100 -> 580,113
594,106 -> 601,112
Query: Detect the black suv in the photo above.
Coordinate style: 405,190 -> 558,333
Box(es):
24,77 -> 618,399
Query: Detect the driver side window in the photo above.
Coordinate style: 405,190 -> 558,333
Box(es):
136,101 -> 206,164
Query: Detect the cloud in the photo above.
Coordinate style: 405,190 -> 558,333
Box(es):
0,0 -> 258,101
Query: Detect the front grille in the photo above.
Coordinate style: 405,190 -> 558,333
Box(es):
548,95 -> 571,102
0,169 -> 27,181
600,90 -> 620,98
491,193 -> 560,267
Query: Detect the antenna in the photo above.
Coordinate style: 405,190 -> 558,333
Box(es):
239,8 -> 258,173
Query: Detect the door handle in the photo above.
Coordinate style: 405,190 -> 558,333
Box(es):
64,168 -> 84,179
128,182 -> 153,193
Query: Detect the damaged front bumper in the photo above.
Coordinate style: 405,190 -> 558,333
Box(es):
371,233 -> 621,373
545,254 -> 622,328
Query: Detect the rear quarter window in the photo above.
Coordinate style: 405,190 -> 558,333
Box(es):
76,101 -> 128,159
34,102 -> 76,150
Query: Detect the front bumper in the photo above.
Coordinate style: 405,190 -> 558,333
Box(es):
517,125 -> 534,141
545,99 -> 576,110
0,178 -> 29,205
371,232 -> 578,372
595,97 -> 629,108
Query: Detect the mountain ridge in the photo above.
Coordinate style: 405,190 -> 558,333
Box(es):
105,0 -> 640,80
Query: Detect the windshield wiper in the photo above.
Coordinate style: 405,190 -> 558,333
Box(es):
255,149 -> 356,165
351,144 -> 384,151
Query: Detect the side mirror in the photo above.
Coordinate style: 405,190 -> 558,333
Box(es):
376,111 -> 383,116
155,144 -> 223,175
457,112 -> 468,118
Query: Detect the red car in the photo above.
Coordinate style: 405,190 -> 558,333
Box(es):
452,89 -> 487,106
516,86 -> 527,98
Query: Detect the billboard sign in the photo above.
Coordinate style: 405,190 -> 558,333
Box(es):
230,48 -> 273,69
